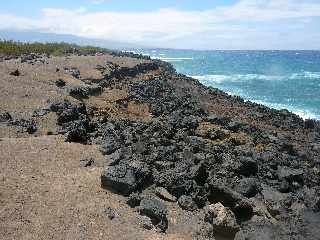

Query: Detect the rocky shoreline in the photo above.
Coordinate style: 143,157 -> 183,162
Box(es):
1,52 -> 320,239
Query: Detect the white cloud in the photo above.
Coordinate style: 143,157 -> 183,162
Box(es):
90,0 -> 107,4
212,0 -> 320,22
0,0 -> 320,49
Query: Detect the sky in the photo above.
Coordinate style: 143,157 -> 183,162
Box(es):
0,0 -> 320,50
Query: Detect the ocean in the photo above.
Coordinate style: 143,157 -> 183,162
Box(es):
133,49 -> 320,120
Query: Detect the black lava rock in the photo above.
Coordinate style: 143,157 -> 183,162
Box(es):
0,112 -> 12,122
80,158 -> 95,167
127,192 -> 142,208
235,178 -> 260,198
103,207 -> 118,220
89,59 -> 320,239
277,166 -> 303,183
236,157 -> 258,177
10,69 -> 20,76
99,138 -> 121,155
208,182 -> 242,208
178,195 -> 197,211
101,162 -> 149,196
64,120 -> 89,143
33,108 -> 50,117
64,67 -> 80,79
138,197 -> 168,232
68,85 -> 102,99
55,79 -> 66,87
12,119 -> 37,134
55,102 -> 86,125
207,128 -> 228,140
101,165 -> 137,196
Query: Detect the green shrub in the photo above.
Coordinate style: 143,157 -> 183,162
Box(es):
0,40 -> 109,56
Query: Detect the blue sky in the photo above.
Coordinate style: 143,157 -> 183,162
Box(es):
0,0 -> 320,49
1,0 -> 237,15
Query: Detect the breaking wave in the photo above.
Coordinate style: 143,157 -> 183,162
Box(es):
152,57 -> 194,62
190,72 -> 320,84
131,49 -> 320,120
253,100 -> 319,120
190,73 -> 320,120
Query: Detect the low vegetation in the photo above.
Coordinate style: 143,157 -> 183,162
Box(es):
0,40 -> 109,56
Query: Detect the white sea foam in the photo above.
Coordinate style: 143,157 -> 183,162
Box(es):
190,71 -> 320,84
190,74 -> 282,83
289,72 -> 320,80
123,50 -> 136,54
293,110 -> 319,120
152,57 -> 193,62
253,100 -> 319,120
190,74 -> 320,120
191,74 -> 231,83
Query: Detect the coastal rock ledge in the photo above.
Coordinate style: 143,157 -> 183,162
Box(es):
1,52 -> 319,240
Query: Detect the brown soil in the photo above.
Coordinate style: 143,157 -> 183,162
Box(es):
0,54 -> 202,240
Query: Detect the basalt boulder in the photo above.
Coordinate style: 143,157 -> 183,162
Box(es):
235,178 -> 261,198
10,69 -> 21,76
55,79 -> 66,88
101,164 -> 138,196
204,202 -> 240,237
64,67 -> 81,79
138,197 -> 168,232
12,119 -> 37,134
178,195 -> 197,211
0,112 -> 12,122
101,161 -> 150,196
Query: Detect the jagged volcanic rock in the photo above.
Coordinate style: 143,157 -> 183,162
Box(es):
50,57 -> 320,238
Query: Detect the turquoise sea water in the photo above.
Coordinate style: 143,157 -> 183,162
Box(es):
134,49 -> 320,120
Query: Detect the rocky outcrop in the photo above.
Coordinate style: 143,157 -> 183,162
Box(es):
10,69 -> 21,76
155,187 -> 177,202
68,84 -> 103,99
137,197 -> 168,232
0,111 -> 37,134
49,100 -> 93,143
35,55 -> 320,238
64,67 -> 81,79
0,112 -> 12,122
204,202 -> 240,237
101,162 -> 149,196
